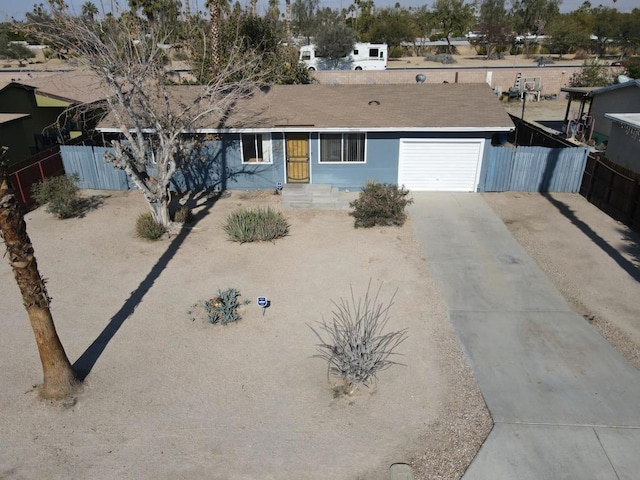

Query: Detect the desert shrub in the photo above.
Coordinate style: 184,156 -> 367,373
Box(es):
31,173 -> 80,218
389,46 -> 405,59
309,282 -> 407,395
570,58 -> 614,87
200,288 -> 249,325
223,206 -> 289,243
424,53 -> 456,64
573,49 -> 590,60
349,181 -> 413,228
624,57 -> 640,79
135,212 -> 166,240
173,205 -> 193,224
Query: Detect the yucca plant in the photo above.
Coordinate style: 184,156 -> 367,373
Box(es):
223,206 -> 289,243
309,282 -> 408,396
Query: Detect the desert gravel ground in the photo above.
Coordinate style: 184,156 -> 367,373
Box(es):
484,192 -> 640,370
0,190 -> 490,480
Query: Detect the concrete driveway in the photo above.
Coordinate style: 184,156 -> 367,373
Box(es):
409,193 -> 640,479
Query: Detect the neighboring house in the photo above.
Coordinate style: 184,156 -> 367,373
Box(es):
0,112 -> 32,162
588,80 -> 640,144
561,80 -> 640,145
96,83 -> 514,192
603,113 -> 640,174
0,71 -> 106,165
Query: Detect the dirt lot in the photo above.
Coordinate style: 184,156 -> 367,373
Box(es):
0,190 -> 490,480
484,192 -> 640,369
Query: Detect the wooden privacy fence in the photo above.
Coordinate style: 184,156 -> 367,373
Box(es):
580,154 -> 640,231
8,145 -> 65,208
481,145 -> 589,193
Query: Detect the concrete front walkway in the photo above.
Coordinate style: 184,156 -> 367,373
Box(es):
408,193 -> 640,479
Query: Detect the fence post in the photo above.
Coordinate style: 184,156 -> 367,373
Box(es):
38,160 -> 45,182
626,181 -> 640,228
13,173 -> 27,205
585,157 -> 597,201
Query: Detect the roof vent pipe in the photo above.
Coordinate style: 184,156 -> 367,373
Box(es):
415,74 -> 426,84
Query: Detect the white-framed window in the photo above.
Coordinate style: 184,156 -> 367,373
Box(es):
241,133 -> 272,163
319,133 -> 365,163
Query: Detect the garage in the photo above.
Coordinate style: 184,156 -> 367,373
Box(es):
398,139 -> 485,191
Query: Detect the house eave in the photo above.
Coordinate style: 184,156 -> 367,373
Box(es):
97,126 -> 514,134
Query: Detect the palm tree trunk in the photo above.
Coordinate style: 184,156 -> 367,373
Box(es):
285,0 -> 291,46
0,150 -> 78,400
209,0 -> 221,77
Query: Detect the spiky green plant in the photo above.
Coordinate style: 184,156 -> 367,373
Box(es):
309,282 -> 407,395
223,206 -> 289,243
173,205 -> 193,224
135,212 -> 166,240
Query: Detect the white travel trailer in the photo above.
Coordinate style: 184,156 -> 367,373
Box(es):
299,43 -> 388,71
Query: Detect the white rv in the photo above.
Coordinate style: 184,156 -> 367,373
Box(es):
299,43 -> 388,71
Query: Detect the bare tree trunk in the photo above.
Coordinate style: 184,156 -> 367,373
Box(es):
148,196 -> 170,226
209,0 -> 221,77
0,150 -> 78,400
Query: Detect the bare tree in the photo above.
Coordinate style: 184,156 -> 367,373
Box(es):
0,147 -> 79,400
25,5 -> 261,229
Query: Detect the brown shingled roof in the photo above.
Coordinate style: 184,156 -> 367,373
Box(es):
99,82 -> 514,132
252,83 -> 512,129
19,70 -> 107,105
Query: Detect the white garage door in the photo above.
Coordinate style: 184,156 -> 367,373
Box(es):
398,139 -> 484,191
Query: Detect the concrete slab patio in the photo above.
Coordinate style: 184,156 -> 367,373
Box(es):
408,193 -> 640,479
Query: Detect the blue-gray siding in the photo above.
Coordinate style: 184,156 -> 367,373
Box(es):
170,137 -> 285,192
309,133 -> 399,188
61,137 -> 588,194
480,146 -> 589,193
61,137 -> 285,192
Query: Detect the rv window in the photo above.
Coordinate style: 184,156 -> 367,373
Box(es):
353,49 -> 359,55
369,48 -> 379,58
301,52 -> 311,61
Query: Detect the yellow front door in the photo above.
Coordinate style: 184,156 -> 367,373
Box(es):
286,134 -> 310,183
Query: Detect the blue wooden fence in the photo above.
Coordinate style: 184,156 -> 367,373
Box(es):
480,146 -> 589,193
60,145 -> 130,191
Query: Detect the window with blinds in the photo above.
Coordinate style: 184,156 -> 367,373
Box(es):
319,133 -> 365,163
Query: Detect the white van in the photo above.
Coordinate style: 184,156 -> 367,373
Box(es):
299,43 -> 388,71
